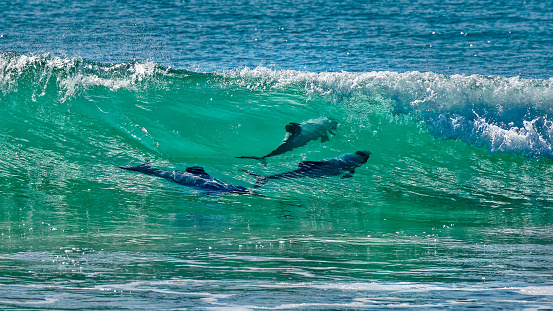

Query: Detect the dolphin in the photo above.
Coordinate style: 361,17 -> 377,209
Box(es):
120,161 -> 254,194
242,151 -> 371,187
237,117 -> 338,164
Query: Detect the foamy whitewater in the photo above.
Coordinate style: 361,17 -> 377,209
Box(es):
1,0 -> 553,309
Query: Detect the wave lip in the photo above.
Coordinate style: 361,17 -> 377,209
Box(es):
228,66 -> 553,158
429,113 -> 553,158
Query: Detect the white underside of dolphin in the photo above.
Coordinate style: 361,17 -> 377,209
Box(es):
237,117 -> 338,164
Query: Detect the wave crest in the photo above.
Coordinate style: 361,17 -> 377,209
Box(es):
228,66 -> 553,158
0,52 -> 166,102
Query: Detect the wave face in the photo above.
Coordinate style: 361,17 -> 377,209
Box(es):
2,52 -> 553,208
4,53 -> 553,157
2,53 -> 553,309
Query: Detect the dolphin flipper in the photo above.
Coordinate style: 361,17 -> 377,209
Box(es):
342,172 -> 354,178
341,168 -> 357,178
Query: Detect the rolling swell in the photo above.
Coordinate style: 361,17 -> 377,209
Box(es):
1,52 -> 553,204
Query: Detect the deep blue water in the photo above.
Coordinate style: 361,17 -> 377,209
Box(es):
1,1 -> 553,310
2,0 -> 552,76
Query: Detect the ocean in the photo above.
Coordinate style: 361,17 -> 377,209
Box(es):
1,0 -> 553,309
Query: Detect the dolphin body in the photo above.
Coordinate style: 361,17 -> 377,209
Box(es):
120,162 -> 253,194
237,117 -> 338,164
242,151 -> 371,187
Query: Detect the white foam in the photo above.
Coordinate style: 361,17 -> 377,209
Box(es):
226,67 -> 553,157
0,52 -> 165,102
517,286 -> 553,296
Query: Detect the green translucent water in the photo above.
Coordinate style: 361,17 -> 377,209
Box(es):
1,55 -> 553,309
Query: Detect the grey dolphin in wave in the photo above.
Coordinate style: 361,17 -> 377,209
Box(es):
237,117 -> 338,164
120,162 -> 254,194
242,151 -> 371,187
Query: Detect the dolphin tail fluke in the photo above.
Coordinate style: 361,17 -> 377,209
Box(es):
241,169 -> 269,188
236,156 -> 268,165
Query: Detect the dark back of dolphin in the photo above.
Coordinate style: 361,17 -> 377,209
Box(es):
120,162 -> 252,194
242,151 -> 371,187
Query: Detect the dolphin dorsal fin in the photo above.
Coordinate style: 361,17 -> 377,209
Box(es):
285,123 -> 302,135
186,166 -> 209,177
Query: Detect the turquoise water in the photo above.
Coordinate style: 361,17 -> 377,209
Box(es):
2,1 -> 553,309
